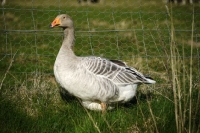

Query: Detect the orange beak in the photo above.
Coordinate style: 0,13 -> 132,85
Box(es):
50,18 -> 61,28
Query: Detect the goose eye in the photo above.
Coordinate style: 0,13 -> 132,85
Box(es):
63,16 -> 66,19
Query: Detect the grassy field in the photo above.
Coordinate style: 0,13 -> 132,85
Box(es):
0,0 -> 200,132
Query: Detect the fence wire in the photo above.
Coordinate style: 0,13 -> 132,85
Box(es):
0,0 -> 200,87
1,1 -> 200,132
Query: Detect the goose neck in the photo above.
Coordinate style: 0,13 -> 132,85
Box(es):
58,27 -> 76,58
62,27 -> 75,48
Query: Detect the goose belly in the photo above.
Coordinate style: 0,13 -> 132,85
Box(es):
54,64 -> 118,102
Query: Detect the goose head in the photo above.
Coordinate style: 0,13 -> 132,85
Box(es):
50,14 -> 74,29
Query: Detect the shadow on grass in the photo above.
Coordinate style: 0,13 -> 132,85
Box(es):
0,96 -> 35,133
0,91 -> 80,133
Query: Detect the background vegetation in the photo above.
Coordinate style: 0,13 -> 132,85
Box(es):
0,0 -> 200,132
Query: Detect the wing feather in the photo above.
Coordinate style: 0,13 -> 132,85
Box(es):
82,57 -> 152,84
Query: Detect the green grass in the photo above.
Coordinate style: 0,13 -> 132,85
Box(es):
0,0 -> 200,133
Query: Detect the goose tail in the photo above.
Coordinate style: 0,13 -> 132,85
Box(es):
145,76 -> 156,84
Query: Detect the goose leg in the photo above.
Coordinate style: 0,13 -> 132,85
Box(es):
100,102 -> 107,113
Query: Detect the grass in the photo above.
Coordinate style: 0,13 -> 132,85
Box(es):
0,0 -> 200,132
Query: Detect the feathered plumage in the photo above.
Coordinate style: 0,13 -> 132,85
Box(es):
50,14 -> 156,112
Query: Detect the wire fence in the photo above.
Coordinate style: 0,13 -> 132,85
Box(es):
1,1 -> 200,132
0,0 -> 200,87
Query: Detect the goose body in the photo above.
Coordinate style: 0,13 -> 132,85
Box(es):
50,14 -> 156,111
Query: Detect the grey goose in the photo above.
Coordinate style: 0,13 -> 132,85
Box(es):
50,14 -> 156,112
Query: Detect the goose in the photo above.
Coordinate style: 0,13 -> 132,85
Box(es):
50,14 -> 156,112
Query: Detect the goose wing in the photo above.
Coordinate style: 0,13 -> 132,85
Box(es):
82,57 -> 155,85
